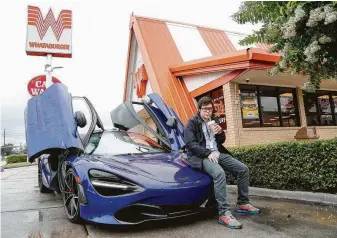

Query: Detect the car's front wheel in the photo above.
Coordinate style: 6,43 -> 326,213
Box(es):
62,168 -> 81,223
38,159 -> 52,193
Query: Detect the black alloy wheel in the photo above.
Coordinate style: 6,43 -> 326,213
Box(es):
62,168 -> 81,223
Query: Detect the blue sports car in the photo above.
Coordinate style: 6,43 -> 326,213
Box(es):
25,83 -> 213,225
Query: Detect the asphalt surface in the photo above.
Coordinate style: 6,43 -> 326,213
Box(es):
1,166 -> 337,238
1,166 -> 87,238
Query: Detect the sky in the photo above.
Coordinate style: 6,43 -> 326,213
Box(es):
0,0 -> 260,145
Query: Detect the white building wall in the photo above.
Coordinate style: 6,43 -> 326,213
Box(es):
166,22 -> 212,62
135,46 -> 144,70
183,71 -> 229,92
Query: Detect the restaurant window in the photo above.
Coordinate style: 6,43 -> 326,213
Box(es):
195,87 -> 227,131
239,85 -> 300,128
303,91 -> 337,126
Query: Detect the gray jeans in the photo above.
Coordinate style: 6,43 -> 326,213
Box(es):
202,153 -> 250,216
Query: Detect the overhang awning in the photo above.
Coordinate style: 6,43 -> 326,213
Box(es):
169,48 -> 281,77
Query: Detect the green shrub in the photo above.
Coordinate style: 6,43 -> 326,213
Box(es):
228,138 -> 337,194
6,154 -> 28,164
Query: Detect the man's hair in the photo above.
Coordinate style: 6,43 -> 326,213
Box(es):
197,96 -> 214,109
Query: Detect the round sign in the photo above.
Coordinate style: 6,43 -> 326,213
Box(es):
27,75 -> 61,97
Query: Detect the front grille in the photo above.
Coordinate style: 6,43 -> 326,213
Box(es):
160,201 -> 204,214
114,201 -> 206,224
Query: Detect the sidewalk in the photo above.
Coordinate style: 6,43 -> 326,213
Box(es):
228,185 -> 337,206
0,160 -> 6,172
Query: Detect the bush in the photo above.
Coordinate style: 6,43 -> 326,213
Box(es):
228,138 -> 337,194
6,154 -> 28,164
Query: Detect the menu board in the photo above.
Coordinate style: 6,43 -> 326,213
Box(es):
280,93 -> 294,113
318,97 -> 331,114
241,91 -> 259,119
210,88 -> 226,130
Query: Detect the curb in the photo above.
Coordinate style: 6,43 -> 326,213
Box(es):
2,163 -> 37,170
228,185 -> 337,206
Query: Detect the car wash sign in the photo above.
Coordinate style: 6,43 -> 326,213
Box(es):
26,6 -> 72,58
27,75 -> 61,97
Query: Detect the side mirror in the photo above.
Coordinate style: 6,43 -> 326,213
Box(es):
74,111 -> 87,128
166,116 -> 177,129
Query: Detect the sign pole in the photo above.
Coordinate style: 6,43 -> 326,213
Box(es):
45,54 -> 53,88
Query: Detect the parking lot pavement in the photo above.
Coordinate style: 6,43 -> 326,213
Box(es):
1,166 -> 88,238
86,195 -> 337,238
1,166 -> 337,238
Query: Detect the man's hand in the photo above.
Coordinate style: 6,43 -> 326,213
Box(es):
208,151 -> 220,163
212,124 -> 223,134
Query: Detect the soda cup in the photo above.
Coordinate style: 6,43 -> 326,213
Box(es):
207,120 -> 216,134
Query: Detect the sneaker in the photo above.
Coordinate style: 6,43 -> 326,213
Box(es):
235,203 -> 261,214
218,211 -> 242,229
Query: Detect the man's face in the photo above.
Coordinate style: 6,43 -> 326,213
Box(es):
199,103 -> 213,121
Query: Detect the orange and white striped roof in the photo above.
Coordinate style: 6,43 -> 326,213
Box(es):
125,15 -> 274,123
132,16 -> 269,62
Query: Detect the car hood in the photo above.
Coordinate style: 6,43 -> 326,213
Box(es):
89,152 -> 205,183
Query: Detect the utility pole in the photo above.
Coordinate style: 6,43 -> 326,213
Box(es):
2,129 -> 5,156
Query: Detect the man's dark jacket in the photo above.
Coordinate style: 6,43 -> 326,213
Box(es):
183,113 -> 232,170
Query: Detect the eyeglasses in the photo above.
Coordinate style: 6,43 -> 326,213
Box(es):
201,107 -> 213,112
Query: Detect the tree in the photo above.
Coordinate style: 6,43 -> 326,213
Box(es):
232,1 -> 337,92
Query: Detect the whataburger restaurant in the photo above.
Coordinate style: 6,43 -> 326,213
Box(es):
123,15 -> 337,148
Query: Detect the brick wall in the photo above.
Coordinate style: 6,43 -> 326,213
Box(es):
238,127 -> 301,146
235,126 -> 337,146
222,82 -> 337,147
223,82 -> 239,147
314,127 -> 337,140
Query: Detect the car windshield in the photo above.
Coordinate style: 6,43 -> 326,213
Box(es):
84,131 -> 169,156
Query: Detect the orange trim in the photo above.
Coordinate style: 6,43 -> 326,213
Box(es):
170,50 -> 249,73
174,61 -> 251,76
172,61 -> 276,77
170,48 -> 280,73
26,51 -> 72,58
190,69 -> 246,98
170,49 -> 280,77
248,61 -> 276,70
248,48 -> 281,62
178,77 -> 197,114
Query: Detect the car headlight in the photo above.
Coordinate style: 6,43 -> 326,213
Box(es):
88,169 -> 144,196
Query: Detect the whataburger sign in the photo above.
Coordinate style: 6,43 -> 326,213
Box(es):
26,6 -> 72,58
